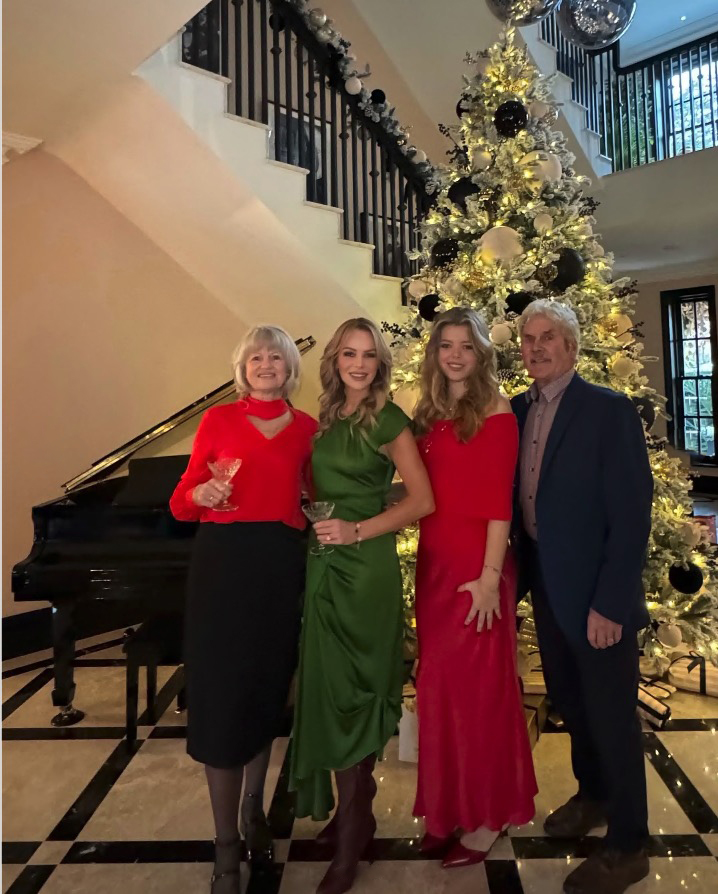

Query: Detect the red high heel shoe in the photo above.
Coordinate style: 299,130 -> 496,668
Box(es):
418,832 -> 456,857
441,840 -> 488,869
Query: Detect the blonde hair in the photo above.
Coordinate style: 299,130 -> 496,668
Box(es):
414,306 -> 499,442
232,325 -> 301,397
518,299 -> 581,354
318,318 -> 393,433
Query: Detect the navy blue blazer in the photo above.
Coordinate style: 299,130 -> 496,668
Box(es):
511,374 -> 653,643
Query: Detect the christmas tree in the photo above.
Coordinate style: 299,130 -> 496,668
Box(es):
385,27 -> 718,671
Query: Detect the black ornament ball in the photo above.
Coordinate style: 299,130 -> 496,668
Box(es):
447,177 -> 480,212
669,562 -> 704,595
456,96 -> 470,118
268,13 -> 286,30
494,100 -> 528,138
370,88 -> 386,105
430,238 -> 461,268
632,396 -> 656,431
550,247 -> 586,291
506,291 -> 535,315
418,293 -> 441,322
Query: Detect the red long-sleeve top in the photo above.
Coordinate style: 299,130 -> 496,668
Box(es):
169,402 -> 317,530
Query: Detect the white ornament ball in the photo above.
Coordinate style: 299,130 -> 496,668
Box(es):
530,100 -> 552,120
309,8 -> 328,27
476,56 -> 491,76
479,226 -> 523,263
345,76 -> 363,96
472,148 -> 493,171
490,323 -> 513,345
412,149 -> 428,164
316,26 -> 333,43
534,213 -> 553,235
407,278 -> 431,300
681,521 -> 703,548
612,355 -> 637,378
444,276 -> 465,298
594,243 -> 606,257
520,150 -> 563,190
613,313 -> 634,345
656,623 -> 683,649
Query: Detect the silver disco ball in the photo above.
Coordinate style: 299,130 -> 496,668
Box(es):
485,0 -> 561,26
556,0 -> 637,52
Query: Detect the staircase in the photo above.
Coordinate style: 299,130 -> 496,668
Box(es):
137,37 -> 403,324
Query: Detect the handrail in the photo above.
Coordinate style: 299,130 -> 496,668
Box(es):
61,336 -> 315,493
182,0 -> 435,279
540,13 -> 718,172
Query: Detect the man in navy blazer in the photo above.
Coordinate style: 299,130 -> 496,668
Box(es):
511,300 -> 653,894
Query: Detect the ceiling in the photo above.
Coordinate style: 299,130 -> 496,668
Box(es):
620,0 -> 718,67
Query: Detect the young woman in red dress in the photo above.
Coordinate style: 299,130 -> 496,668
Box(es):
412,307 -> 537,868
170,325 -> 316,894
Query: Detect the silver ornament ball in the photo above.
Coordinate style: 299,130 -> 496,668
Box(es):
344,76 -> 363,96
485,0 -> 561,26
309,9 -> 327,28
656,623 -> 683,649
557,0 -> 637,52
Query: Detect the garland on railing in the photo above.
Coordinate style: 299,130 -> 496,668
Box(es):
285,0 -> 438,189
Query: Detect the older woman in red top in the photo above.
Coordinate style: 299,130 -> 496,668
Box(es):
170,325 -> 316,894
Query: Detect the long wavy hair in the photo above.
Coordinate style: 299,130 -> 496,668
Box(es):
318,318 -> 393,434
414,307 -> 499,442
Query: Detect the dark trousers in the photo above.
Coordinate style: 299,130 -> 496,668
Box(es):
528,543 -> 648,852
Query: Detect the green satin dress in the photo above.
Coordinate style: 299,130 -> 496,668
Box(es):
290,401 -> 410,820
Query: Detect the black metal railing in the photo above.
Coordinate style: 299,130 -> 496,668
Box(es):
540,15 -> 718,172
182,0 -> 431,279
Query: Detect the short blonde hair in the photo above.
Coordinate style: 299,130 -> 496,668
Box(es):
518,299 -> 581,354
232,325 -> 301,397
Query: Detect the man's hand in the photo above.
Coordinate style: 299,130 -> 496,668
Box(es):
587,608 -> 622,649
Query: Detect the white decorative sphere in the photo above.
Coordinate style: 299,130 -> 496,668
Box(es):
534,213 -> 553,235
681,521 -> 703,548
476,56 -> 491,76
612,313 -> 634,345
344,76 -> 363,96
444,276 -> 465,298
520,150 -> 562,190
407,278 -> 431,300
530,99 -> 552,120
316,26 -> 333,43
479,226 -> 523,263
594,243 -> 606,257
309,8 -> 328,27
656,623 -> 683,649
612,355 -> 637,378
412,149 -> 428,164
490,322 -> 513,345
472,148 -> 493,171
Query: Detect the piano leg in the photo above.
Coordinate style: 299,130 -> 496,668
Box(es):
51,603 -> 85,727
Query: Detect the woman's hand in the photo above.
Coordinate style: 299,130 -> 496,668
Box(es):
458,575 -> 502,633
192,478 -> 232,509
313,519 -> 357,546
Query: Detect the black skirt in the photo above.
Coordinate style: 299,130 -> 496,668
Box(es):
184,521 -> 305,768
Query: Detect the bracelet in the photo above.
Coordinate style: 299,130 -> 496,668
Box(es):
483,563 -> 503,577
355,522 -> 363,548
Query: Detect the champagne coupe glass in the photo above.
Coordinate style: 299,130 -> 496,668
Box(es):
207,458 -> 242,511
303,501 -> 336,555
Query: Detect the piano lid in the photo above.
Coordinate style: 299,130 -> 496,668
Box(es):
62,335 -> 316,493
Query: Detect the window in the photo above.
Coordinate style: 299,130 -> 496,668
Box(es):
661,286 -> 717,464
666,47 -> 718,155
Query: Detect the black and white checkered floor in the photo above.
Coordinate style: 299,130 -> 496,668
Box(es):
3,634 -> 718,894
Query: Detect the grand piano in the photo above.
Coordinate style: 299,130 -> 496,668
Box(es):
12,336 -> 315,726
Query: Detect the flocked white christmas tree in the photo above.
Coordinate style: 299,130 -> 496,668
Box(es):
384,27 -> 718,671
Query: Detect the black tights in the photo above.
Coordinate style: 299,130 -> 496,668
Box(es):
205,743 -> 273,844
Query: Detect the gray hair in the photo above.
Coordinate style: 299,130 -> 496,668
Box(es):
232,325 -> 302,396
518,299 -> 581,353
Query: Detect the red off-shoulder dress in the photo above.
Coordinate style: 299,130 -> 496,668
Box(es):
413,414 -> 537,836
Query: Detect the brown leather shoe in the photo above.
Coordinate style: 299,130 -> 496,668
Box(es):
563,847 -> 649,894
544,794 -> 606,838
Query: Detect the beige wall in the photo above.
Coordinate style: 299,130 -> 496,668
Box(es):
634,270 -> 718,474
2,149 -> 248,618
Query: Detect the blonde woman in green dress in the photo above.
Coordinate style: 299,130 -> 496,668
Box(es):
290,317 -> 434,894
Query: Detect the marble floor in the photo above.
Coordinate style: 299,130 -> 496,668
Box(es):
2,635 -> 718,894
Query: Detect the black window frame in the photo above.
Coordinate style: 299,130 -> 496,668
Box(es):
661,284 -> 718,466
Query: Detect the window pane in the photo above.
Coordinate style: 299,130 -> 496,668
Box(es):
700,418 -> 715,457
681,302 -> 696,338
698,379 -> 713,416
685,417 -> 699,452
697,300 -> 711,337
683,341 -> 698,375
698,338 -> 713,374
